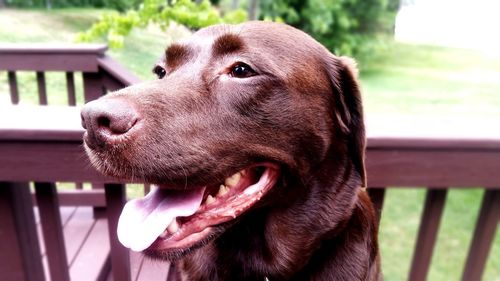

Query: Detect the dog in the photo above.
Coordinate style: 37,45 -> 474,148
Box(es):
81,21 -> 381,281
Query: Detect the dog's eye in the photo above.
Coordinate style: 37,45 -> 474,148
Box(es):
230,63 -> 256,78
153,65 -> 166,79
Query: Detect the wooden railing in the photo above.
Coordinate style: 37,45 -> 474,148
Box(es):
1,45 -> 499,281
0,44 -> 140,281
365,115 -> 500,280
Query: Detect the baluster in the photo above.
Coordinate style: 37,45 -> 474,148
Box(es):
144,183 -> 151,195
166,263 -> 181,281
66,72 -> 77,106
36,71 -> 48,105
34,182 -> 70,281
0,182 -> 45,281
82,72 -> 109,216
462,189 -> 500,281
408,188 -> 448,281
367,187 -> 386,224
83,72 -> 104,102
8,71 -> 19,104
67,72 -> 84,190
105,183 -> 131,281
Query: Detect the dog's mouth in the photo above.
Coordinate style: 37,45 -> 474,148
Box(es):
117,163 -> 279,255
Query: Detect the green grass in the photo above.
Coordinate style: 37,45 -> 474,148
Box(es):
379,189 -> 426,279
380,189 -> 499,281
1,8 -> 499,280
0,9 -> 103,42
360,43 -> 500,118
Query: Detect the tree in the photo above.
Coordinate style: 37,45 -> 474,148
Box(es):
78,0 -> 247,48
259,0 -> 399,60
247,0 -> 258,20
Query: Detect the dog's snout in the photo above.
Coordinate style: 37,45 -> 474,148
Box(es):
81,99 -> 139,148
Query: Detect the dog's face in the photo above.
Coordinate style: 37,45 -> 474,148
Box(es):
81,21 -> 365,263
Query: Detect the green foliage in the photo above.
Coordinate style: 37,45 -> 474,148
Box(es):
77,0 -> 247,48
5,0 -> 141,11
259,0 -> 398,62
101,0 -> 142,12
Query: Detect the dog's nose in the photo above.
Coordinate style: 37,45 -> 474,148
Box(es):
81,99 -> 139,148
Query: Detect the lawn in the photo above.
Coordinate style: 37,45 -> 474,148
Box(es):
361,43 -> 500,118
0,8 -> 498,281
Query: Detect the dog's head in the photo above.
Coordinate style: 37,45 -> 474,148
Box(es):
81,21 -> 365,261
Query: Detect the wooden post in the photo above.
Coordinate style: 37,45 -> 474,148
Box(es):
66,72 -> 77,106
35,182 -> 70,281
36,71 -> 48,105
8,71 -> 19,104
105,183 -> 131,281
461,189 -> 500,281
0,182 -> 45,281
83,72 -> 104,102
367,187 -> 385,224
408,188 -> 448,281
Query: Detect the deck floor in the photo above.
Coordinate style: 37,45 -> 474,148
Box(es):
34,206 -> 172,281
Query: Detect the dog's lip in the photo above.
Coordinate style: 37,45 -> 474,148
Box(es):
83,118 -> 143,147
147,163 -> 280,252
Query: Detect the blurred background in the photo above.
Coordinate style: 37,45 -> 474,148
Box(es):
0,0 -> 499,280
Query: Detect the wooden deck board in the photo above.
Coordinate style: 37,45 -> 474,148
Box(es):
130,251 -> 145,281
64,207 -> 97,266
104,251 -> 172,281
34,207 -> 63,281
135,257 -> 170,281
35,207 -> 76,255
69,218 -> 111,281
35,205 -> 174,281
35,207 -> 112,281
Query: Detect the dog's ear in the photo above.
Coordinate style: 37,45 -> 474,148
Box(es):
325,56 -> 366,187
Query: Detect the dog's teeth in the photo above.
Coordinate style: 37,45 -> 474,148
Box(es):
224,172 -> 241,188
240,170 -> 247,176
205,195 -> 216,205
217,185 -> 229,197
167,220 -> 179,234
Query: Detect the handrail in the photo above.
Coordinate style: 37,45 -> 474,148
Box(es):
98,56 -> 141,87
0,43 -> 108,54
0,44 -> 141,103
366,115 -> 500,150
0,44 -> 107,72
1,105 -> 500,188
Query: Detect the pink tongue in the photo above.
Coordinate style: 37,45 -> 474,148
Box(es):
117,186 -> 205,252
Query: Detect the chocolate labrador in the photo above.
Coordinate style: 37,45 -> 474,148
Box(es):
81,21 -> 381,281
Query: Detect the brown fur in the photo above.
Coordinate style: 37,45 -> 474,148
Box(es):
81,21 -> 381,281
165,43 -> 192,70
